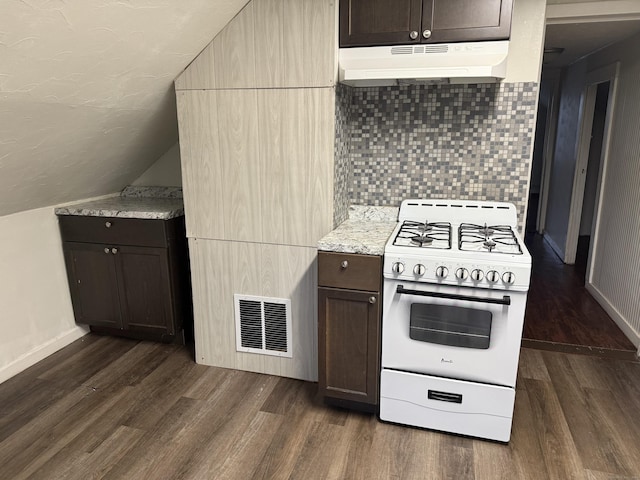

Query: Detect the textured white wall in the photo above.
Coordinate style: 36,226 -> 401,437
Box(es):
132,143 -> 182,187
585,31 -> 640,346
0,208 -> 88,384
0,0 -> 247,218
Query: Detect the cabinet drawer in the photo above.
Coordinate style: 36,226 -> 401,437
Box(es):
58,216 -> 168,248
318,251 -> 381,291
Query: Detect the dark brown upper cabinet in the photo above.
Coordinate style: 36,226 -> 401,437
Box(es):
340,0 -> 513,47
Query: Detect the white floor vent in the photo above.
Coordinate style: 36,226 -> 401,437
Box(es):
234,294 -> 292,358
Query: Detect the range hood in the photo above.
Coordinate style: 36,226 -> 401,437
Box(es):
338,41 -> 509,87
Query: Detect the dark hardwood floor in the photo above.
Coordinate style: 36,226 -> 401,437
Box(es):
1,334 -> 640,479
523,233 -> 636,359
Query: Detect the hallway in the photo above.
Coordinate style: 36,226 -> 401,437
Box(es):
522,233 -> 637,360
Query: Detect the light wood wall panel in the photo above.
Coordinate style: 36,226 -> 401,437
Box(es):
180,88 -> 334,246
257,88 -> 335,246
216,89 -> 262,243
176,90 -> 225,239
304,88 -> 335,243
257,90 -> 286,244
280,90 -> 308,245
174,43 -> 217,90
175,0 -> 335,90
253,0 -> 285,87
176,0 -> 337,380
190,238 -> 318,381
213,2 -> 257,89
301,0 -> 336,87
281,0 -> 305,87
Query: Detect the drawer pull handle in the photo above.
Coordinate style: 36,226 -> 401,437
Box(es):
340,260 -> 348,269
104,248 -> 110,254
111,247 -> 118,255
428,390 -> 462,404
105,221 -> 112,228
369,296 -> 376,304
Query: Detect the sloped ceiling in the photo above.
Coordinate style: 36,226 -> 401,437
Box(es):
0,0 -> 247,217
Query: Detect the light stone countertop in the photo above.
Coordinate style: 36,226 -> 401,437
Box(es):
54,186 -> 184,220
317,206 -> 399,256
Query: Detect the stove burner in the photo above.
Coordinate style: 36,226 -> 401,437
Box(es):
459,223 -> 522,255
411,234 -> 434,246
483,239 -> 497,251
393,220 -> 452,249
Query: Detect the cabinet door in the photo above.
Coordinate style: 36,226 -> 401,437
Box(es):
318,287 -> 380,405
114,246 -> 174,336
63,242 -> 122,329
424,0 -> 512,43
340,0 -> 423,47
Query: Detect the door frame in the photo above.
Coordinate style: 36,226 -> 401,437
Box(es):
537,70 -> 562,233
564,63 -> 619,268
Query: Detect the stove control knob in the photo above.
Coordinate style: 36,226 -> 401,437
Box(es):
455,268 -> 469,281
413,264 -> 426,276
502,271 -> 516,285
471,269 -> 484,282
435,266 -> 448,279
391,262 -> 405,274
486,270 -> 500,283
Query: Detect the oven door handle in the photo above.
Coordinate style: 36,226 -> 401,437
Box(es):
396,285 -> 511,306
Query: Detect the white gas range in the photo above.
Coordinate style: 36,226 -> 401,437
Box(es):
379,199 -> 531,442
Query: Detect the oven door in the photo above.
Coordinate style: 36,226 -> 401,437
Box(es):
381,279 -> 527,388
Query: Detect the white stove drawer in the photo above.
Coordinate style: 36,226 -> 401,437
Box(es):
379,369 -> 516,442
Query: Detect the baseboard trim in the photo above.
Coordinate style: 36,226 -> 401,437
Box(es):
0,326 -> 90,384
586,283 -> 640,352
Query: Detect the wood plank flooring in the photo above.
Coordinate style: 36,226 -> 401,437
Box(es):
523,233 -> 636,358
1,334 -> 640,479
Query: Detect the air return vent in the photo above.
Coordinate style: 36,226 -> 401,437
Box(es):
423,45 -> 448,54
234,294 -> 292,358
390,46 -> 414,55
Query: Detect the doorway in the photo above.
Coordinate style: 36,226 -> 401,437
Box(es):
522,65 -> 636,358
575,81 -> 609,277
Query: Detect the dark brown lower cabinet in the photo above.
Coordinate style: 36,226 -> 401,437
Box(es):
63,242 -> 122,329
318,251 -> 382,412
59,216 -> 191,342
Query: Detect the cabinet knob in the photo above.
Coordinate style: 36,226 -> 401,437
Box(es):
105,221 -> 112,228
423,29 -> 432,39
409,30 -> 419,40
341,260 -> 348,269
111,247 -> 118,255
369,296 -> 377,304
104,248 -> 110,254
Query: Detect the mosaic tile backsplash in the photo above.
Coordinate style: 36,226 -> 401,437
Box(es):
335,82 -> 539,225
333,85 -> 352,227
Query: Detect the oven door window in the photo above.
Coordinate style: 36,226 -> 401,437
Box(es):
409,303 -> 492,349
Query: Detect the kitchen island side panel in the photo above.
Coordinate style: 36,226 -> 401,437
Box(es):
189,238 -> 318,381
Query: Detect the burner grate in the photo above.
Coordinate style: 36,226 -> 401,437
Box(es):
458,223 -> 522,255
393,220 -> 452,249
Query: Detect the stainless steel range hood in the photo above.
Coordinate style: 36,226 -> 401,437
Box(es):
338,41 -> 509,87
